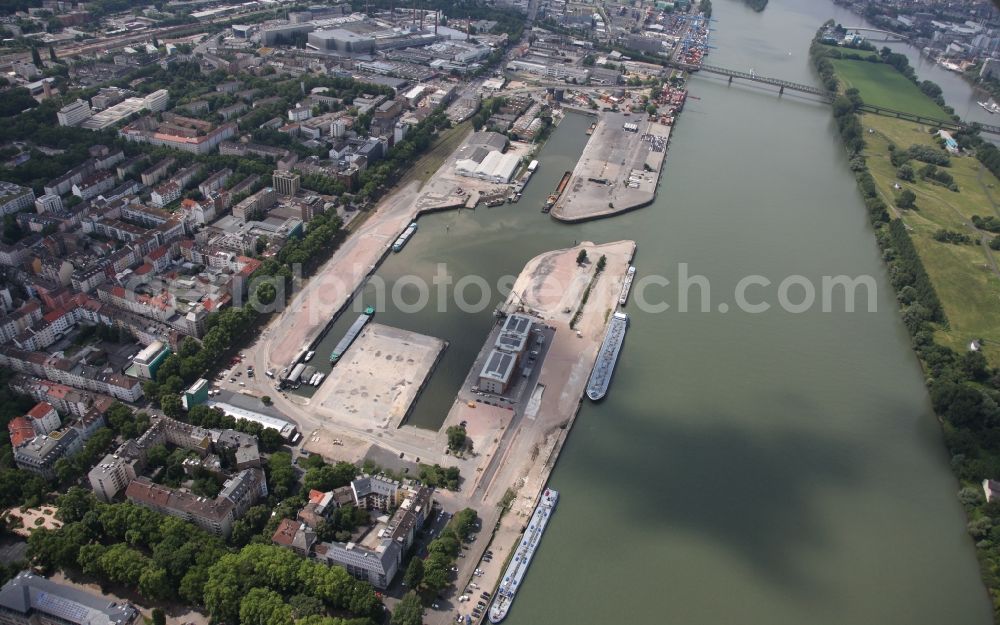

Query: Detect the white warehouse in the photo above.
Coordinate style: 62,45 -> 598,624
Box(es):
456,150 -> 520,183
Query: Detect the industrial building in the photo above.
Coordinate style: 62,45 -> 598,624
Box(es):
308,28 -> 375,53
454,131 -> 519,183
478,314 -> 534,394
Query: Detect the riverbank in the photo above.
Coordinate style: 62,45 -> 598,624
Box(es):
813,25 -> 1000,620
813,36 -> 1000,364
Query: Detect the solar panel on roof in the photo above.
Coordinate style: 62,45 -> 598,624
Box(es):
33,591 -> 95,625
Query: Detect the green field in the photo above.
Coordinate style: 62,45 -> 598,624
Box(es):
830,58 -> 950,119
860,113 -> 1000,362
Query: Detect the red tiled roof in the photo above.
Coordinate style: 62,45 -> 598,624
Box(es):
8,417 -> 34,447
26,402 -> 55,420
271,518 -> 301,547
147,246 -> 168,260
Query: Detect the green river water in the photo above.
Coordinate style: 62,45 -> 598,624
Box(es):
305,0 -> 995,622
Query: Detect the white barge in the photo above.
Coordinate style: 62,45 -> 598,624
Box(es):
488,488 -> 559,623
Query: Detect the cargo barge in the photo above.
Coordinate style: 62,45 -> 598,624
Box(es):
392,222 -> 417,253
586,312 -> 628,401
543,171 -> 571,213
488,488 -> 559,623
330,306 -> 375,364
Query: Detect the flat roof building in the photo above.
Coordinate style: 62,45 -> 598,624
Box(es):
131,340 -> 170,380
206,401 -> 299,441
0,571 -> 138,625
479,349 -> 517,395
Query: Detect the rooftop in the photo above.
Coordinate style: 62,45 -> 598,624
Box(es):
0,571 -> 138,625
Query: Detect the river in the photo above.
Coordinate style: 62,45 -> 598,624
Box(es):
304,0 -> 993,622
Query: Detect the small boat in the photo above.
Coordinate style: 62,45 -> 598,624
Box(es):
303,350 -> 315,362
980,101 -> 999,114
619,266 -> 636,306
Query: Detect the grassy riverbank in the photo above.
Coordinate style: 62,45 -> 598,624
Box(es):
830,58 -> 951,118
816,48 -> 1000,363
859,114 -> 1000,362
813,24 -> 1000,619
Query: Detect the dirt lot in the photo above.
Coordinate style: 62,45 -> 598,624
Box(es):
312,323 -> 446,430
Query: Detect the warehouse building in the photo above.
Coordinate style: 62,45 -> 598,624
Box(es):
454,132 -> 520,183
308,28 -> 375,53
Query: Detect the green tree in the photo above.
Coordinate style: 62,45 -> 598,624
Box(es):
152,608 -> 166,625
420,559 -> 449,593
451,508 -> 478,541
446,425 -> 467,452
240,588 -> 293,625
391,591 -> 424,625
896,188 -> 916,209
161,394 -> 183,419
255,281 -> 276,305
576,249 -> 588,265
31,45 -> 41,67
303,462 -> 356,492
267,452 -> 297,499
287,594 -> 324,619
403,556 -> 423,589
897,164 -> 914,182
55,487 -> 97,523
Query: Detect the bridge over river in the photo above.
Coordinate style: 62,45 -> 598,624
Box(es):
670,61 -> 1000,135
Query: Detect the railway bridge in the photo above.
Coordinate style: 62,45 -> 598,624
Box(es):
670,61 -> 1000,135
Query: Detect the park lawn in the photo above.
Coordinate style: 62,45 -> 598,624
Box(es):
859,113 -> 1000,362
830,58 -> 950,119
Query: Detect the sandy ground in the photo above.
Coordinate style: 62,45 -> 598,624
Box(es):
552,112 -> 671,222
313,323 -> 445,431
302,428 -> 373,464
4,506 -> 62,537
